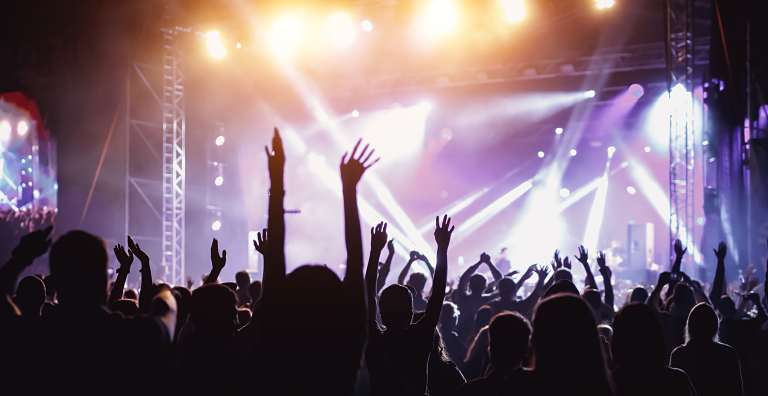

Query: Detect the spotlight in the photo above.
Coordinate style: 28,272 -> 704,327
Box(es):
702,140 -> 709,146
596,0 -> 615,9
271,19 -> 302,56
560,188 -> 570,198
629,84 -> 644,97
538,151 -> 545,158
236,43 -> 241,49
212,220 -> 222,231
0,121 -> 9,140
18,121 -> 28,136
215,176 -> 224,186
500,0 -> 525,22
644,146 -> 651,152
627,186 -> 636,195
570,149 -> 577,156
327,14 -> 355,47
352,110 -> 359,117
555,127 -> 564,135
697,216 -> 704,225
215,136 -> 225,146
361,20 -> 373,32
206,31 -> 226,58
607,146 -> 615,158
425,0 -> 458,35
584,90 -> 596,98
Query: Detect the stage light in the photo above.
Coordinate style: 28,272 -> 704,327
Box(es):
629,84 -> 644,97
500,0 -> 525,22
596,0 -> 615,9
570,149 -> 577,156
702,140 -> 709,146
0,121 -> 9,140
236,43 -> 241,49
538,151 -> 545,158
360,102 -> 431,160
583,174 -> 609,254
352,110 -> 359,117
215,136 -> 225,146
627,186 -> 636,194
644,146 -> 651,152
647,83 -> 691,148
453,180 -> 533,244
215,176 -> 224,186
560,188 -> 570,198
441,128 -> 453,140
362,20 -> 373,32
271,19 -> 302,56
18,121 -> 28,136
607,146 -> 615,158
327,13 -> 355,47
585,90 -> 596,98
555,127 -> 563,135
697,216 -> 704,225
206,31 -> 226,58
33,190 -> 39,199
425,0 -> 458,35
212,220 -> 221,231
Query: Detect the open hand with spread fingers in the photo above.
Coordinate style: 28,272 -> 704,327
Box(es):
340,139 -> 379,188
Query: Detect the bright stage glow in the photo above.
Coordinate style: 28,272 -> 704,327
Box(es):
361,20 -> 373,32
559,188 -> 570,198
596,0 -> 615,9
271,19 -> 302,56
570,149 -> 577,156
206,31 -> 226,58
360,102 -> 431,161
702,140 -> 708,146
629,84 -> 644,97
500,0 -> 525,22
0,121 -> 10,140
555,127 -> 563,135
453,180 -> 533,244
18,121 -> 28,136
607,146 -> 615,158
215,136 -> 225,146
425,0 -> 458,35
351,110 -> 359,117
441,128 -> 453,140
212,220 -> 221,231
315,109 -> 330,123
583,174 -> 609,254
644,146 -> 651,152
215,176 -> 224,186
647,83 -> 692,148
236,43 -> 241,49
538,151 -> 545,158
327,14 -> 355,47
627,186 -> 636,194
585,90 -> 596,98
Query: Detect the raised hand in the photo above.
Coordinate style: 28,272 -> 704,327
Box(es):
563,256 -> 572,270
370,222 -> 388,252
211,238 -> 227,271
340,139 -> 379,188
575,246 -> 589,266
534,265 -> 550,279
480,252 -> 491,264
434,215 -> 455,248
113,244 -> 134,272
265,128 -> 286,178
674,239 -> 688,258
253,228 -> 270,257
387,238 -> 395,255
597,251 -> 612,279
127,236 -> 149,265
410,251 -> 421,262
714,241 -> 727,261
553,250 -> 562,269
186,276 -> 194,290
657,271 -> 672,286
12,225 -> 53,263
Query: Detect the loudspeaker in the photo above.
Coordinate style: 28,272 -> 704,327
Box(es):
627,223 -> 654,270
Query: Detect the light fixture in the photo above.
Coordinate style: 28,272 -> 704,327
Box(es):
361,20 -> 373,32
212,220 -> 222,231
215,136 -> 225,146
538,151 -> 545,158
18,121 -> 28,136
206,31 -> 226,58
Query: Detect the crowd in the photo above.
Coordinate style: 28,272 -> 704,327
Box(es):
1,129 -> 768,395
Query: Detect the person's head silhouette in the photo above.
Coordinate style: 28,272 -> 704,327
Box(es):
475,305 -> 494,330
685,302 -> 719,343
379,284 -> 413,331
189,284 -> 238,343
629,286 -> 649,304
248,280 -> 262,302
49,231 -> 108,307
235,270 -> 250,290
469,273 -> 487,295
611,303 -> 666,366
439,302 -> 459,332
408,272 -> 428,294
489,312 -> 531,369
718,296 -> 737,319
498,277 -> 517,300
553,268 -> 573,282
14,275 -> 45,318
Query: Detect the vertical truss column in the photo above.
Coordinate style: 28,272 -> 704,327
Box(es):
162,28 -> 185,285
665,0 -> 695,268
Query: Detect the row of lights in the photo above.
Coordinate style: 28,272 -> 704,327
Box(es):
206,1 -> 613,58
0,120 -> 28,140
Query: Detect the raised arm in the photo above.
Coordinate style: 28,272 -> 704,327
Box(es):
0,227 -> 52,315
376,239 -> 395,293
480,252 -> 503,282
205,238 -> 226,285
596,251 -> 614,309
647,272 -> 671,313
709,242 -> 727,310
367,222 -> 388,329
417,252 -> 435,279
398,253 -> 419,286
263,128 -> 287,300
517,265 -> 549,314
109,244 -> 133,305
457,259 -> 483,298
575,246 -> 598,291
422,215 -> 453,330
128,236 -> 153,314
671,239 -> 687,275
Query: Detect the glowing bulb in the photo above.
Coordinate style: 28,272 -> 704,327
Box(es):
570,149 -> 578,156
18,121 -> 28,136
425,0 -> 458,35
215,176 -> 224,186
215,136 -> 225,146
596,0 -> 615,9
0,121 -> 10,140
500,0 -> 525,22
212,220 -> 221,231
555,127 -> 564,135
327,14 -> 355,47
361,20 -> 373,32
236,43 -> 241,49
560,188 -> 570,198
644,146 -> 651,152
538,151 -> 545,158
271,19 -> 302,56
607,146 -> 616,158
351,110 -> 359,117
206,31 -> 226,58
627,186 -> 636,195
585,90 -> 596,98
702,140 -> 709,146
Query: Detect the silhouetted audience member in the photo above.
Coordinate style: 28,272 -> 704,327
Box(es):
248,280 -> 262,307
13,275 -> 45,320
611,303 -> 697,396
670,302 -> 744,396
454,253 -> 503,341
438,301 -> 466,364
427,327 -> 466,396
108,298 -> 140,316
629,286 -> 649,304
235,270 -> 251,307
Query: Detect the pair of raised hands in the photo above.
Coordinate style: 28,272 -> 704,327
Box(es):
113,236 -> 151,273
370,215 -> 455,251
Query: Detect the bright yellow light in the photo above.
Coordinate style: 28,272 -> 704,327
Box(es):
18,121 -> 28,136
425,0 -> 457,35
206,31 -> 226,58
501,0 -> 525,22
327,14 -> 355,47
596,0 -> 615,9
271,19 -> 302,56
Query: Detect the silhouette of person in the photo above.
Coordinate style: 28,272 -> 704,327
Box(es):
235,270 -> 251,307
454,253 -> 503,340
438,301 -> 467,364
13,275 -> 45,320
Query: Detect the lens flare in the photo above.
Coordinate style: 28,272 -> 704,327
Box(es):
206,31 -> 226,58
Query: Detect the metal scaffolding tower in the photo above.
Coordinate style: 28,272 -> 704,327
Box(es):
665,0 -> 695,267
161,27 -> 186,286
